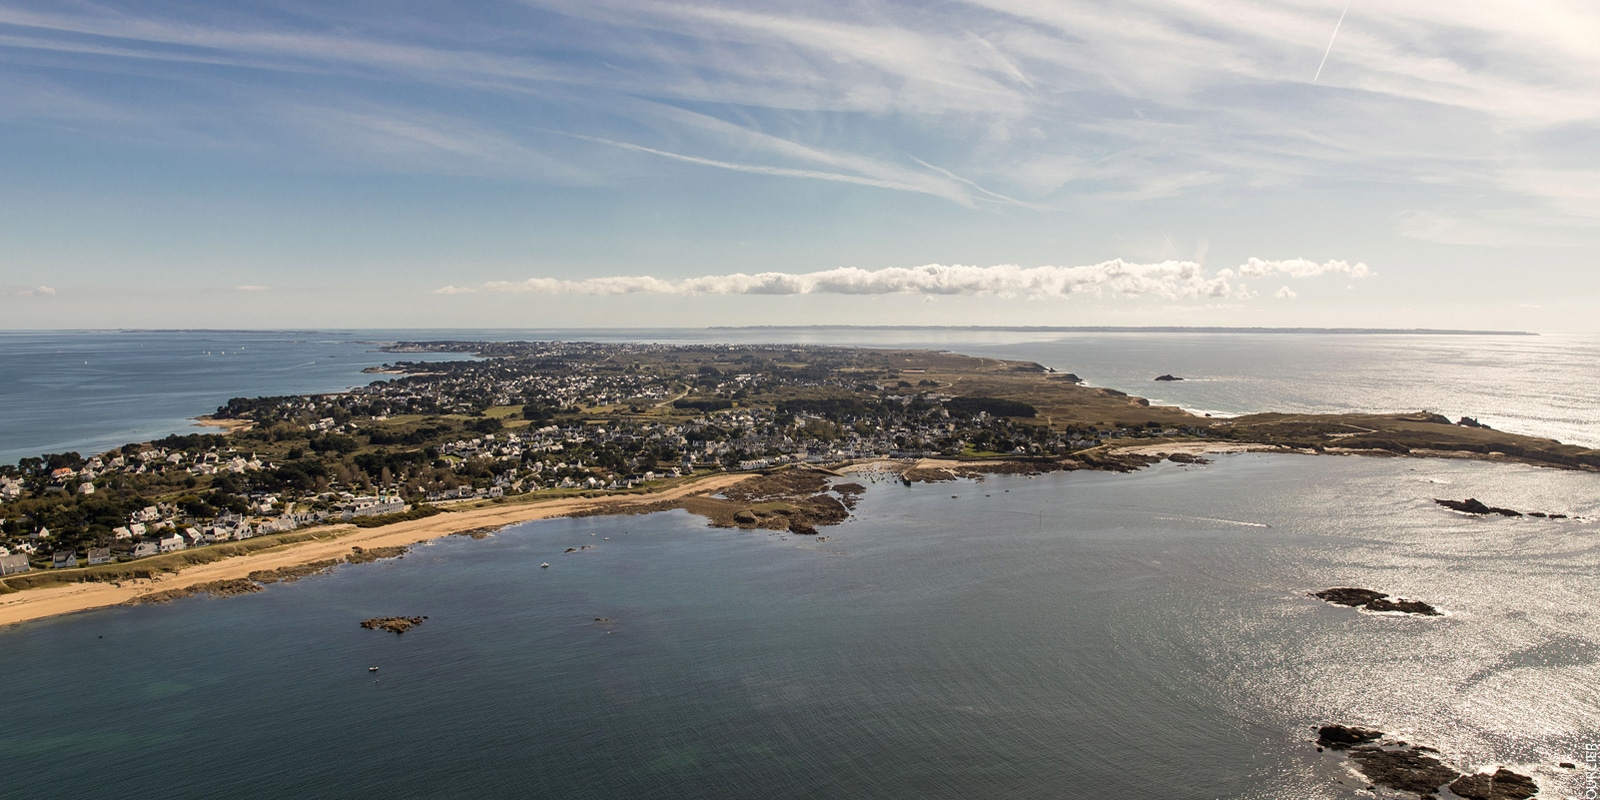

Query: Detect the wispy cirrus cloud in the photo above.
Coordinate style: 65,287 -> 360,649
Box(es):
6,0 -> 1597,216
437,258 -> 1367,300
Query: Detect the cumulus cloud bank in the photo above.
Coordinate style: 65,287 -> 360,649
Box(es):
17,285 -> 57,297
438,259 -> 1368,300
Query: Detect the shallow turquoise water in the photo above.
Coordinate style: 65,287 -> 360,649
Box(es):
3,454 -> 1595,799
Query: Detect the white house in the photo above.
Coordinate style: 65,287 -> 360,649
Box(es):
157,535 -> 185,553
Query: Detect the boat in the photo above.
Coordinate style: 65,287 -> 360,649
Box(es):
540,562 -> 550,568
368,666 -> 379,672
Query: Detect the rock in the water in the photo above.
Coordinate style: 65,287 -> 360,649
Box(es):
1458,416 -> 1492,429
1448,768 -> 1539,800
1313,588 -> 1440,616
1348,746 -> 1461,796
1316,724 -> 1384,750
1436,498 -> 1522,517
360,616 -> 425,634
1154,374 -> 1183,381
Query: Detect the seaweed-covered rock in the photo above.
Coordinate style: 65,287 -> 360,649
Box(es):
360,616 -> 426,634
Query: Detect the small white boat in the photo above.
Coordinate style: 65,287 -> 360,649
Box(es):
540,562 -> 550,568
368,666 -> 379,672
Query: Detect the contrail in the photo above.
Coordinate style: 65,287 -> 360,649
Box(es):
1313,3 -> 1350,83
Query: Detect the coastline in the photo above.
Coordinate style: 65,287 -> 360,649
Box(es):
0,472 -> 748,629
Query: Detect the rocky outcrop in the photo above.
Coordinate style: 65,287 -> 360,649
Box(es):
1437,498 -> 1522,517
1154,374 -> 1183,381
127,578 -> 264,604
1436,498 -> 1566,519
1458,416 -> 1492,429
1347,745 -> 1461,797
1448,768 -> 1539,800
1313,587 -> 1440,616
1314,725 -> 1540,799
346,545 -> 408,564
1316,724 -> 1383,749
360,616 -> 426,634
249,559 -> 342,584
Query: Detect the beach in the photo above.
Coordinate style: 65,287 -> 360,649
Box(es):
0,471 -> 750,628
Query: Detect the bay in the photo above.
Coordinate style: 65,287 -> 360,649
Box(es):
1,454 -> 1594,798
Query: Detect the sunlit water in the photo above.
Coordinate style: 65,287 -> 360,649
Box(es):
2,454 -> 1595,799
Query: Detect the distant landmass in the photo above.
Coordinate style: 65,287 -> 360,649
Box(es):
710,325 -> 1539,336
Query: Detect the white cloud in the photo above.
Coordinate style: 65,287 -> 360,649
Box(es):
16,285 -> 57,296
1230,258 -> 1372,279
1275,286 -> 1297,300
454,258 -> 1367,300
234,284 -> 270,291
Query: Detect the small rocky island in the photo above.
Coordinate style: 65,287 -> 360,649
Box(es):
1435,498 -> 1567,518
1153,373 -> 1183,381
1315,725 -> 1538,799
1313,587 -> 1440,616
360,616 -> 427,634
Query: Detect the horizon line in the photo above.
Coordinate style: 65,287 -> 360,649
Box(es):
0,326 -> 1543,336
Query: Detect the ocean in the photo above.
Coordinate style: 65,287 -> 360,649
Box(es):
1,329 -> 1596,798
1,455 -> 1594,798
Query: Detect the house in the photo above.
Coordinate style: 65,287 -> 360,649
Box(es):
77,482 -> 95,495
87,547 -> 113,566
51,550 -> 78,569
0,553 -> 29,575
31,526 -> 50,540
131,541 -> 159,559
112,526 -> 133,540
157,535 -> 185,553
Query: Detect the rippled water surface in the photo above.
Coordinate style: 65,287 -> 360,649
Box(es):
2,455 -> 1595,799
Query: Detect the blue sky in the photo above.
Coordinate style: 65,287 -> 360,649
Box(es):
2,0 -> 1597,330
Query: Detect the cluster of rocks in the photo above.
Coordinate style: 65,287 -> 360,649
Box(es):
346,545 -> 409,564
1313,587 -> 1441,616
127,578 -> 264,604
1314,725 -> 1539,799
360,615 -> 426,634
1435,498 -> 1567,519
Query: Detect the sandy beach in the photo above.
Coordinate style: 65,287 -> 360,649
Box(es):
0,472 -> 750,629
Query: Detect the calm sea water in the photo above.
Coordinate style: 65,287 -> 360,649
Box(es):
3,328 -> 1598,464
2,455 -> 1595,798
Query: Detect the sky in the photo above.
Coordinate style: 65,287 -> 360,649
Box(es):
1,0 -> 1597,331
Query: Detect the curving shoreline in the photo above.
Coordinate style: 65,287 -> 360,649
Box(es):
0,438 -> 1582,630
0,472 -> 750,628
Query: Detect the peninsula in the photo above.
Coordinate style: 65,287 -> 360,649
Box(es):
3,341 -> 1595,626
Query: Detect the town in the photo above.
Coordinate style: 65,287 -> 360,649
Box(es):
2,342 -> 1216,575
6,338 -> 1564,578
